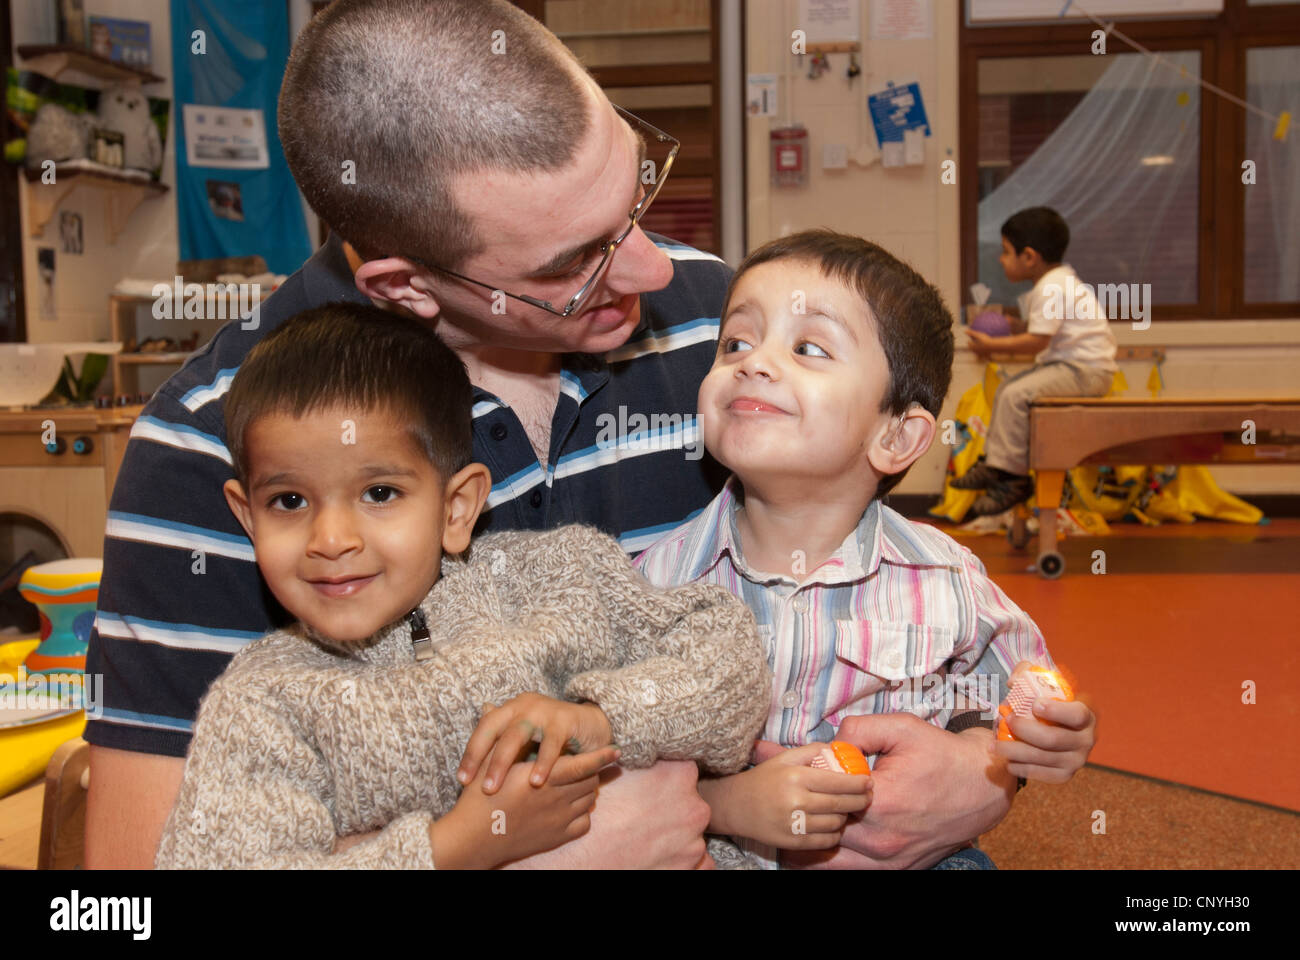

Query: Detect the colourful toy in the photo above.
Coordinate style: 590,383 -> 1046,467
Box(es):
17,558 -> 101,676
809,740 -> 871,776
998,665 -> 1074,741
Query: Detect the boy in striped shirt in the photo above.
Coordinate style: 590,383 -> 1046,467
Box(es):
634,230 -> 1097,869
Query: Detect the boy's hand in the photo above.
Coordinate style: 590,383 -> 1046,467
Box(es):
705,743 -> 871,851
434,747 -> 615,868
458,693 -> 615,794
966,329 -> 996,356
991,695 -> 1097,784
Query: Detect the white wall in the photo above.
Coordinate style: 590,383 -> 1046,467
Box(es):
744,0 -> 1300,496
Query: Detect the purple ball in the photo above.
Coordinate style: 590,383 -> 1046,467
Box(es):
970,309 -> 1011,337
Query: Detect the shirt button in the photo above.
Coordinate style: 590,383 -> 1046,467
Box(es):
490,423 -> 508,441
791,594 -> 808,613
886,651 -> 903,670
529,489 -> 543,508
780,690 -> 799,709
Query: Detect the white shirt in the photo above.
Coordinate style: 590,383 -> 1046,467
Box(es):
1020,263 -> 1119,372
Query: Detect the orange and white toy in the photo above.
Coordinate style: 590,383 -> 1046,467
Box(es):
809,740 -> 871,775
997,665 -> 1074,741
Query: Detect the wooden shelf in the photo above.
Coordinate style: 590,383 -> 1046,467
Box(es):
23,167 -> 168,243
16,44 -> 164,85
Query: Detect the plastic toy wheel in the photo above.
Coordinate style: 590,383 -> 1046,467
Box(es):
1036,551 -> 1065,579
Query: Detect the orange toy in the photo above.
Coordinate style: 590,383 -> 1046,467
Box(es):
809,740 -> 871,775
997,665 -> 1074,741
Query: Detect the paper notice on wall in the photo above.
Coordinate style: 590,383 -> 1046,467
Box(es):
904,126 -> 925,165
747,74 -> 778,117
183,104 -> 269,169
872,0 -> 931,41
881,141 -> 905,167
797,0 -> 861,45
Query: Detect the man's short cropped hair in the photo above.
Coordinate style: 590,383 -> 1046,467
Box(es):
1001,207 -> 1070,264
224,304 -> 473,487
721,229 -> 954,501
279,0 -> 590,271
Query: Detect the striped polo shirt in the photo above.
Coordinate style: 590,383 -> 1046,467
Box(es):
634,475 -> 1054,746
634,476 -> 1054,870
85,232 -> 733,758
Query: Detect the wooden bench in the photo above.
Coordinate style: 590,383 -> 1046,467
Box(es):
1020,396 -> 1300,577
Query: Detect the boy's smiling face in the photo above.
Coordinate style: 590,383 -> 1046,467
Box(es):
699,259 -> 903,495
223,405 -> 482,646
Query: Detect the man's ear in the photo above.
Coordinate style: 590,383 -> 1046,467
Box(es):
223,478 -> 257,542
441,463 -> 492,555
867,405 -> 936,479
353,257 -> 443,320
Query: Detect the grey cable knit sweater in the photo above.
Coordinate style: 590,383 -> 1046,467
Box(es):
155,524 -> 771,869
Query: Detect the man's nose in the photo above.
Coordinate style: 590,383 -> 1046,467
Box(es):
602,224 -> 673,295
307,502 -> 362,558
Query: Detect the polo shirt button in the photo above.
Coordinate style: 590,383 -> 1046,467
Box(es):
780,690 -> 799,709
530,489 -> 543,508
886,651 -> 903,670
791,594 -> 808,613
490,423 -> 508,441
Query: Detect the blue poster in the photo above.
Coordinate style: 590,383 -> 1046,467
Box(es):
868,81 -> 931,145
170,0 -> 309,275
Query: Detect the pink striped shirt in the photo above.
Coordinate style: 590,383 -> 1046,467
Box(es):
634,475 -> 1053,747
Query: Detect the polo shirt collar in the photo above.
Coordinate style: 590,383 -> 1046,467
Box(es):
683,475 -> 889,586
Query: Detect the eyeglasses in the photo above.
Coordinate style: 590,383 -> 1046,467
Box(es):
406,105 -> 680,318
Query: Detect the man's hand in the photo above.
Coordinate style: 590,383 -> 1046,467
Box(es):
499,759 -> 712,869
778,714 -> 1016,870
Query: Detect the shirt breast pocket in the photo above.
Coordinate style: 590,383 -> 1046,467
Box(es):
830,620 -> 957,715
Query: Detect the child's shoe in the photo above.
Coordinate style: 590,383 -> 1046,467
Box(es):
969,473 -> 1034,517
950,461 -> 999,490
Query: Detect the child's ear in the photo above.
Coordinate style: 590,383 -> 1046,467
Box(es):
223,478 -> 256,542
867,406 -> 936,479
441,463 -> 492,555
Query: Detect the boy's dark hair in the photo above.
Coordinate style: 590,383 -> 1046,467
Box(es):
279,0 -> 590,272
224,304 -> 473,486
722,229 -> 954,501
1001,206 -> 1069,264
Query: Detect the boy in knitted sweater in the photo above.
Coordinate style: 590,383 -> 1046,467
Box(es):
635,231 -> 1098,869
154,304 -> 770,869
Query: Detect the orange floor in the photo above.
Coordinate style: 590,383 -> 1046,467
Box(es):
924,516 -> 1300,813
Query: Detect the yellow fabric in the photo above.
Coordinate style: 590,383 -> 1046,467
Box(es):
929,362 -> 1264,528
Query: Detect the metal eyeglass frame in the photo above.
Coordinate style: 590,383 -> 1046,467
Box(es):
403,104 -> 680,318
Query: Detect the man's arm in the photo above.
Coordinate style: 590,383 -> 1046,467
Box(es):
85,747 -> 186,869
337,760 -> 713,869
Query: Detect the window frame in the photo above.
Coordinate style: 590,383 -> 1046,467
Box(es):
959,0 -> 1300,321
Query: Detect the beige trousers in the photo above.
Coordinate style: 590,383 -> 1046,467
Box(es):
983,361 -> 1114,476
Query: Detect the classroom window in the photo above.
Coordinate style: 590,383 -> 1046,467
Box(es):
975,52 -> 1202,310
960,1 -> 1300,320
1242,45 -> 1300,304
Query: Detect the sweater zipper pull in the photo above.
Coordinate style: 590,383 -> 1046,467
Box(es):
408,607 -> 432,661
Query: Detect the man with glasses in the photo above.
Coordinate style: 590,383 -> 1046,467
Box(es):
86,0 -> 1018,870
